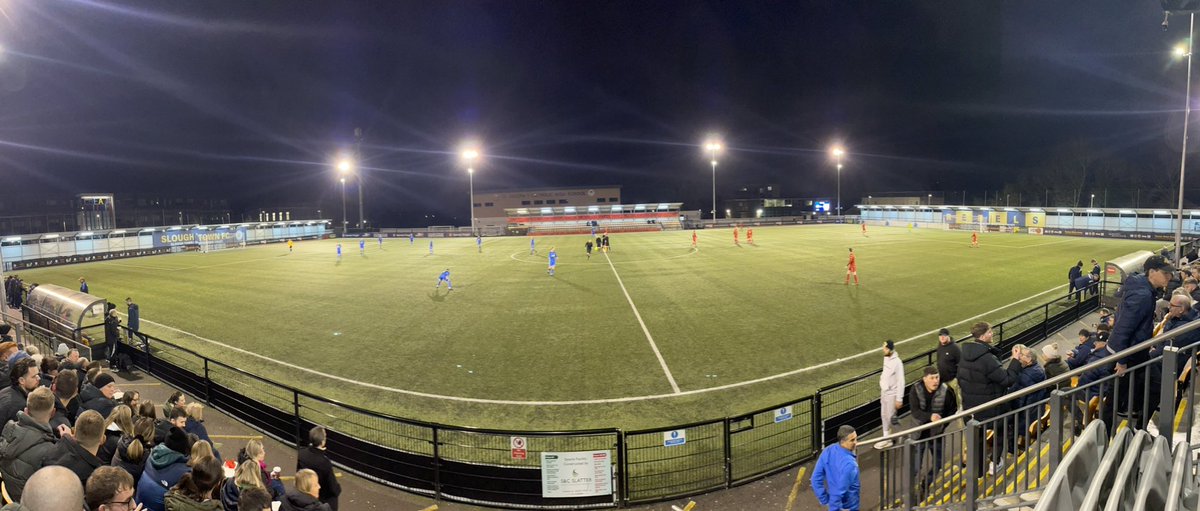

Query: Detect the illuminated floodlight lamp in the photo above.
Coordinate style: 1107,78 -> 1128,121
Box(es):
564,206 -> 576,213
611,205 -> 622,212
42,234 -> 59,239
77,232 -> 94,237
1118,209 -> 1135,214
658,203 -> 670,210
1086,209 -> 1100,213
1029,208 -> 1043,212
336,157 -> 353,174
516,208 -> 528,215
540,207 -> 552,214
634,204 -> 646,211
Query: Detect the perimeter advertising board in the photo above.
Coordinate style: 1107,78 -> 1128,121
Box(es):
541,451 -> 612,498
153,227 -> 247,248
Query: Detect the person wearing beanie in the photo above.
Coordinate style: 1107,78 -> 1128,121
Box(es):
1040,343 -> 1069,388
81,372 -> 119,418
934,327 -> 961,401
137,426 -> 193,511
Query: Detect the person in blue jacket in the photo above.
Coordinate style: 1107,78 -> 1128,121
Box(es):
1108,255 -> 1173,428
811,425 -> 859,511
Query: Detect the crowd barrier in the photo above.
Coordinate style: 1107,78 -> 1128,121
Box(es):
56,285 -> 1102,508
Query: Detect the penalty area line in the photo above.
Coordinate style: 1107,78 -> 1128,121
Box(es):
602,251 -> 682,394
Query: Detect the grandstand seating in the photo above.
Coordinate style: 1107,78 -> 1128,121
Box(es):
508,210 -> 683,235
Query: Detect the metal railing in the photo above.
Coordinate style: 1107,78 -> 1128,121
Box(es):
872,292 -> 1200,510
0,283 -> 1098,508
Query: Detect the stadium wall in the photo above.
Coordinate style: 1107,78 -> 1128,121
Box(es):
1,222 -> 328,270
861,206 -> 1200,240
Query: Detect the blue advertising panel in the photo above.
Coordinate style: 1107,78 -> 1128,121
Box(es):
153,227 -> 247,248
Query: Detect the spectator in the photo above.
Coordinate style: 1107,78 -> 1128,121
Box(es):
166,391 -> 188,416
935,328 -> 961,400
125,297 -> 142,343
1072,273 -> 1097,299
0,358 -> 41,426
1091,259 -> 1102,280
1041,344 -> 1069,388
164,456 -> 223,511
221,459 -> 265,511
1066,329 -> 1095,369
103,309 -> 121,363
1162,294 -> 1200,370
956,321 -> 1020,473
189,440 -> 213,467
238,439 -> 284,500
907,366 -> 957,495
38,357 -> 58,388
1007,345 -> 1048,452
137,426 -> 193,511
280,469 -> 331,511
297,427 -> 341,511
184,403 -> 219,461
877,340 -> 905,447
10,465 -> 84,510
1185,278 -> 1200,303
237,487 -> 273,511
158,407 -> 188,446
49,369 -> 80,435
811,425 -> 860,511
43,409 -> 105,484
1108,255 -> 1173,429
0,387 -> 60,501
99,405 -> 134,463
120,389 -> 140,411
138,399 -> 158,422
0,342 -> 18,391
112,416 -> 155,482
79,277 -> 88,294
60,349 -> 82,373
6,344 -> 30,372
81,372 -> 119,418
1068,260 -> 1083,295
85,465 -> 136,511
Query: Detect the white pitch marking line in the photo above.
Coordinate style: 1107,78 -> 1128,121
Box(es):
120,283 -> 1068,406
602,251 -> 681,394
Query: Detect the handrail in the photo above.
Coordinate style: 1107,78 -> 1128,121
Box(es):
863,308 -> 1200,444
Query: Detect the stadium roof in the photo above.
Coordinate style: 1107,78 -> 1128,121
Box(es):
505,202 -> 683,216
476,185 -> 623,195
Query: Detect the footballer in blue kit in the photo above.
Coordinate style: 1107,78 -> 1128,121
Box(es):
436,269 -> 453,290
359,239 -> 365,254
547,247 -> 557,276
530,237 -> 536,255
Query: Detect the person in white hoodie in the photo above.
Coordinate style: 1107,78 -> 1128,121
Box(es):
878,339 -> 906,448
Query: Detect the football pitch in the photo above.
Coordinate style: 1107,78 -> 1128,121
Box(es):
15,225 -> 1154,431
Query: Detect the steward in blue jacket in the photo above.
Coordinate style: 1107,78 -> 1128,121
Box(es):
812,426 -> 860,511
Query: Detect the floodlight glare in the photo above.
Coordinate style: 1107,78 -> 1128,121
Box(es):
831,147 -> 845,157
336,158 -> 353,173
462,149 -> 480,161
1176,44 -> 1189,58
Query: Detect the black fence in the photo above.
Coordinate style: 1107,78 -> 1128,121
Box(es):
96,288 -> 1098,508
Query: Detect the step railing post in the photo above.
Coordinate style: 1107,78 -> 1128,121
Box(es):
900,438 -> 914,509
1048,390 -> 1065,474
965,419 -> 981,511
1160,346 -> 1180,437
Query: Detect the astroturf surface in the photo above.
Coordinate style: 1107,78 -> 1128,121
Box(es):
14,225 -> 1155,430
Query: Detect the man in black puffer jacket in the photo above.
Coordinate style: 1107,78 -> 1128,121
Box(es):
956,321 -> 1021,474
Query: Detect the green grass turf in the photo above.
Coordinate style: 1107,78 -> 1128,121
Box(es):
14,225 -> 1155,431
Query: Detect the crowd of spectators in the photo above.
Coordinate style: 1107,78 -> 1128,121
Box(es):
0,336 -> 343,511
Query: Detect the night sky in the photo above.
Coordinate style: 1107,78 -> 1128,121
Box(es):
0,1 -> 1191,225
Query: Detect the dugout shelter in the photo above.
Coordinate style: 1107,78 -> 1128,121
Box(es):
1101,250 -> 1154,308
22,283 -> 107,347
